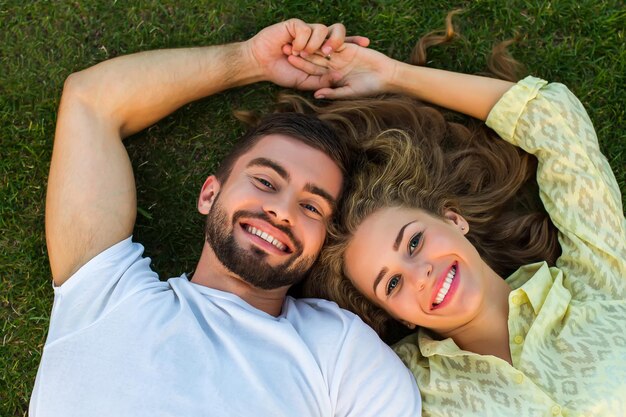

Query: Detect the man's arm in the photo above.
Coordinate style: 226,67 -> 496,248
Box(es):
46,19 -> 355,285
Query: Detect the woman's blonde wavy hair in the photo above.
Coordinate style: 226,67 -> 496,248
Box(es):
239,11 -> 560,343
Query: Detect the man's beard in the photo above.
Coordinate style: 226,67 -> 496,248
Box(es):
204,196 -> 316,290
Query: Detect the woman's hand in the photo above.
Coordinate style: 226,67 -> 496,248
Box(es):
284,40 -> 399,99
287,36 -> 514,120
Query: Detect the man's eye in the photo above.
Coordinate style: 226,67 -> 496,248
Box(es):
255,177 -> 275,190
386,275 -> 400,295
408,232 -> 423,255
301,203 -> 321,215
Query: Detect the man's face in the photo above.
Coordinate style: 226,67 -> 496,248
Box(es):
201,134 -> 343,290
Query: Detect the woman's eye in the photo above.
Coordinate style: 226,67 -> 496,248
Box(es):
255,177 -> 275,190
408,232 -> 422,255
386,275 -> 400,295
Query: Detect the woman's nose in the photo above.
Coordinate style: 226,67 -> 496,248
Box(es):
406,261 -> 433,291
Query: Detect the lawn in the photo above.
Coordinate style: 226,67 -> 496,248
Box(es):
1,0 -> 624,415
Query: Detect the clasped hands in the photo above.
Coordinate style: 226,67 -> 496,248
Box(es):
246,19 -> 399,99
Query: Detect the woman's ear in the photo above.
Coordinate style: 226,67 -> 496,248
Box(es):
443,209 -> 469,235
400,320 -> 416,330
197,175 -> 221,215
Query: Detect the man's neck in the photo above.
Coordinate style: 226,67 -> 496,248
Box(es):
191,241 -> 288,316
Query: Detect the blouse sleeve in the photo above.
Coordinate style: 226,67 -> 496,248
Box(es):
486,76 -> 626,300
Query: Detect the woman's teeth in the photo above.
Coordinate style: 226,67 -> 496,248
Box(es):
246,225 -> 287,251
433,265 -> 457,306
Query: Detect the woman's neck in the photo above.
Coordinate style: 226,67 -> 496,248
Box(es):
442,274 -> 513,364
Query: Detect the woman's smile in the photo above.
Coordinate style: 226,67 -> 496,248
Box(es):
430,262 -> 459,309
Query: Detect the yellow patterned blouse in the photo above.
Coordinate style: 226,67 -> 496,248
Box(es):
393,77 -> 626,417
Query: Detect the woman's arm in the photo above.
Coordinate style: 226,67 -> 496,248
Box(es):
486,78 -> 625,299
290,42 -> 625,297
286,43 -> 513,120
387,64 -> 513,121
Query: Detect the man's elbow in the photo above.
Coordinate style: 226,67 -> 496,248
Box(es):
60,70 -> 96,107
58,69 -> 118,128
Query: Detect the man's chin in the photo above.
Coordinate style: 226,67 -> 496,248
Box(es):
233,256 -> 311,290
205,200 -> 308,290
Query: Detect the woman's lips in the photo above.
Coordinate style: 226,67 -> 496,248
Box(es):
430,262 -> 459,310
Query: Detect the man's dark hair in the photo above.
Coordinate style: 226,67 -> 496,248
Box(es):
215,112 -> 351,184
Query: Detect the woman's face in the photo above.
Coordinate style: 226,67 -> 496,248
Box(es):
344,206 -> 494,335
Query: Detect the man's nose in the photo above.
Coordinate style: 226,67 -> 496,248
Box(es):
263,195 -> 295,225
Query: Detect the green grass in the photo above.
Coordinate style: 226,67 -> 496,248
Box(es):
1,0 -> 624,414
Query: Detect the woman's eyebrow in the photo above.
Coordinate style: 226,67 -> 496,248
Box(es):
373,267 -> 389,294
394,221 -> 417,250
373,220 -> 418,293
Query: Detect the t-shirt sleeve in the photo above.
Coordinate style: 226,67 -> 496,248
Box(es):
331,316 -> 422,417
486,76 -> 626,300
46,237 -> 161,345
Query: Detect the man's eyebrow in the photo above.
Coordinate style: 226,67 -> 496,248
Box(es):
373,267 -> 388,294
246,158 -> 336,211
246,158 -> 290,181
304,183 -> 336,210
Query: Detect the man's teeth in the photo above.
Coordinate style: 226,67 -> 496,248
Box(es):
433,266 -> 457,305
245,226 -> 287,251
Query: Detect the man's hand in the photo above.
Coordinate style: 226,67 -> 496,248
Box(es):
284,41 -> 398,99
245,19 -> 369,90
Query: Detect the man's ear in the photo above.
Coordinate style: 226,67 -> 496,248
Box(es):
197,175 -> 221,215
443,209 -> 469,235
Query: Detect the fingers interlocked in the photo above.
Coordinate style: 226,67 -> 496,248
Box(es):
285,19 -> 346,58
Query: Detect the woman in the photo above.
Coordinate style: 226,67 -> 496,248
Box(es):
288,16 -> 626,417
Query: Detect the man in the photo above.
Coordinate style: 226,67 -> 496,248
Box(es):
32,19 -> 421,417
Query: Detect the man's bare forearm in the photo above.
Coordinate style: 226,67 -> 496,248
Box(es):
65,42 -> 260,138
47,19 -> 346,284
47,41 -> 260,282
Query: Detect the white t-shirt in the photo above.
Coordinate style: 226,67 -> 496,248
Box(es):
30,238 -> 421,417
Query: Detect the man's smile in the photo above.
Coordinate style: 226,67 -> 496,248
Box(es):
239,218 -> 295,254
243,224 -> 290,253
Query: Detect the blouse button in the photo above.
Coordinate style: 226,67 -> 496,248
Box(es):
551,405 -> 562,415
514,335 -> 524,344
514,373 -> 524,384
